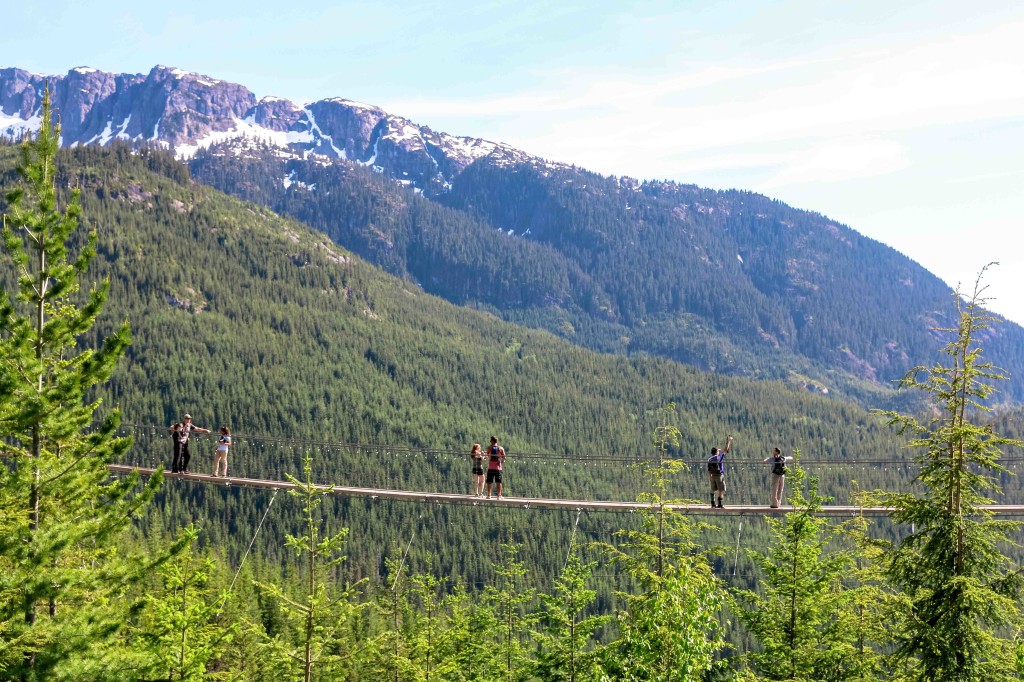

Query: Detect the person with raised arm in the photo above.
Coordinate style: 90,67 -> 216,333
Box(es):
706,434 -> 732,508
173,413 -> 211,474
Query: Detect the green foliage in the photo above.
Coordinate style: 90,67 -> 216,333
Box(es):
878,269 -> 1024,681
405,568 -> 453,680
0,141 -> 919,606
134,524 -> 236,681
432,585 -> 502,682
8,140 -> 1024,680
0,88 -> 160,680
597,406 -> 725,681
190,144 -> 1024,405
252,455 -> 365,681
731,460 -> 886,681
486,535 -> 538,681
531,537 -> 610,682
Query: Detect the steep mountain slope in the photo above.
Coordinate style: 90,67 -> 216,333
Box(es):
0,142 -> 902,461
3,65 -> 1021,404
190,143 -> 1024,405
6,142 -> 1023,612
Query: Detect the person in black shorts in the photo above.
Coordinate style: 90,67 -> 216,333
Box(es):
485,436 -> 506,500
470,443 -> 485,497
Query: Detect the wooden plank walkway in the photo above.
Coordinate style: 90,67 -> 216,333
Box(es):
108,464 -> 1024,517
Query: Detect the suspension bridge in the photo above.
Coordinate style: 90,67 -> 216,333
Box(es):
108,463 -> 1024,517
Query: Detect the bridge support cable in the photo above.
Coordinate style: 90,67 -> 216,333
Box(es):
565,509 -> 583,571
222,487 -> 279,613
731,521 -> 744,578
393,512 -> 424,592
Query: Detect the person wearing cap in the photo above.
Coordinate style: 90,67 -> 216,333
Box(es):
170,414 -> 211,474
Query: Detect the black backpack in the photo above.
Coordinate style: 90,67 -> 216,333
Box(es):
707,459 -> 722,475
772,459 -> 787,476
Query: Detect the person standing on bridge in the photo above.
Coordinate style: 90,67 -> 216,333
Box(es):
169,422 -> 183,473
486,436 -> 506,500
470,443 -> 485,496
764,447 -> 793,508
213,426 -> 232,478
707,434 -> 732,508
174,414 -> 211,474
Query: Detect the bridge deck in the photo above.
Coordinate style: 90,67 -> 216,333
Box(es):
108,464 -> 1024,517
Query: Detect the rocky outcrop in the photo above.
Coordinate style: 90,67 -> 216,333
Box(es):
0,65 -> 529,190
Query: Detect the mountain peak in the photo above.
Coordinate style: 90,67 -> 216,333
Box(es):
0,64 -> 547,191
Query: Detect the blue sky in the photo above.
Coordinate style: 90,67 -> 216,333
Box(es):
5,0 -> 1023,323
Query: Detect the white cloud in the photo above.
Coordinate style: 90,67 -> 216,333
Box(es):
386,18 -> 1024,187
756,136 -> 911,189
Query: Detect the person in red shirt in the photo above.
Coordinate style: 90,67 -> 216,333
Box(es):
485,436 -> 506,500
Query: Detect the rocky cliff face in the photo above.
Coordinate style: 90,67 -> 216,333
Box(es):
0,65 -> 526,190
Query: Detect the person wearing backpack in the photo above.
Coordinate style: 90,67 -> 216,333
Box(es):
763,447 -> 793,508
706,434 -> 732,508
485,436 -> 507,500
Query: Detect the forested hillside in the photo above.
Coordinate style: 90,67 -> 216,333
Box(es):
189,143 -> 1024,407
0,141 -> 917,579
4,136 -> 1024,681
5,64 -> 1022,406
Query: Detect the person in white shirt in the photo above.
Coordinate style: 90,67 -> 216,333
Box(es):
214,426 -> 232,477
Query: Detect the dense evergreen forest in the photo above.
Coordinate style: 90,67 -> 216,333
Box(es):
190,142 -> 1024,406
3,125 -> 1024,681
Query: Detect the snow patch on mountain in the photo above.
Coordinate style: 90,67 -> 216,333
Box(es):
0,110 -> 41,138
323,97 -> 379,113
303,107 -> 345,159
0,65 -> 571,193
177,115 -> 314,159
439,134 -> 498,162
386,120 -> 422,145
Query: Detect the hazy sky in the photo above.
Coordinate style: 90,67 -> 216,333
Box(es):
4,0 -> 1022,323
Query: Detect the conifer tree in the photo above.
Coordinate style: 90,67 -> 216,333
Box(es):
485,534 -> 538,681
433,585 -> 500,682
369,552 -> 417,681
731,461 -> 886,681
135,524 -> 236,681
879,268 -> 1024,681
252,455 -> 364,682
596,403 -> 724,681
407,568 -> 451,680
531,537 -> 609,682
0,86 -> 158,680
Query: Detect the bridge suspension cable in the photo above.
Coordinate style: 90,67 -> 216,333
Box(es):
112,421 -> 1024,467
